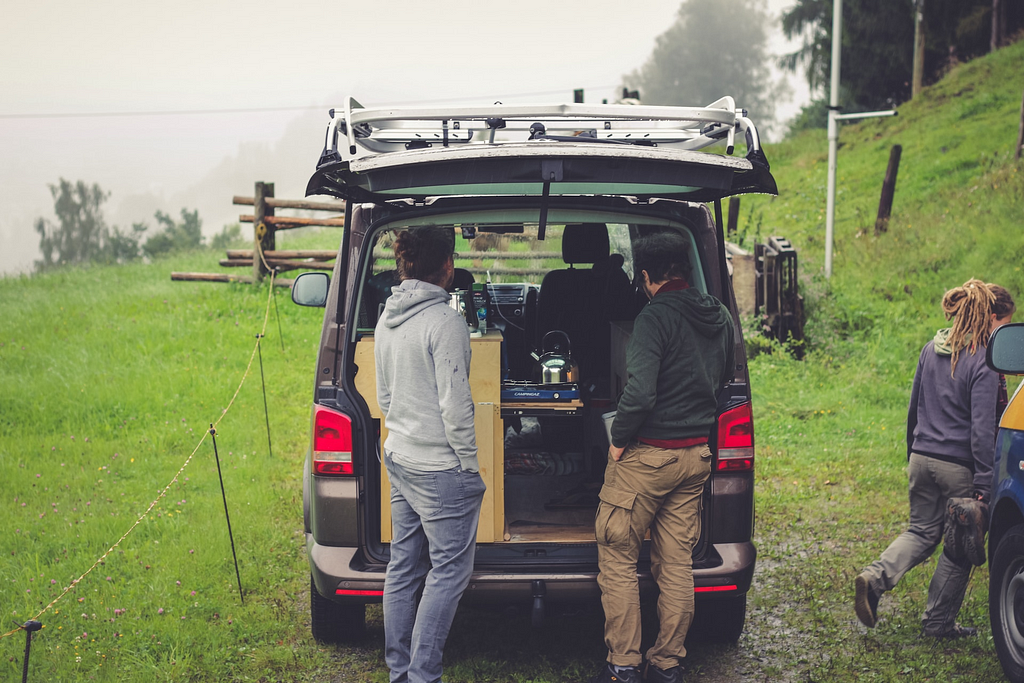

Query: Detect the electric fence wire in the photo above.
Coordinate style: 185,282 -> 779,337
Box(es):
0,270 -> 279,641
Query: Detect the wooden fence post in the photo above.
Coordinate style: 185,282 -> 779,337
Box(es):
253,181 -> 275,282
727,197 -> 740,235
1016,87 -> 1024,161
875,145 -> 902,235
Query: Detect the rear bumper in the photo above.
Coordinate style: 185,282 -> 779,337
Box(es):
308,534 -> 756,604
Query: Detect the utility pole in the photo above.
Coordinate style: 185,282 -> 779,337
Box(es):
912,0 -> 925,97
824,0 -> 844,278
824,0 -> 898,278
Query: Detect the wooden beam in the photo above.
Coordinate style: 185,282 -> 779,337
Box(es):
239,214 -> 346,228
1017,86 -> 1024,161
726,197 -> 740,234
220,258 -> 334,271
373,250 -> 562,260
254,181 -> 274,282
171,272 -> 294,287
874,144 -> 902,235
226,249 -> 337,260
233,196 -> 346,212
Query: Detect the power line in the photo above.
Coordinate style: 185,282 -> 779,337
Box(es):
0,85 -> 620,120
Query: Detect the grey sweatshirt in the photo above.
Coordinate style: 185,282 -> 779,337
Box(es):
374,279 -> 478,472
906,330 -> 999,494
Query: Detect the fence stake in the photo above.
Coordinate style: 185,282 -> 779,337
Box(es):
20,620 -> 41,683
255,334 -> 274,458
253,181 -> 275,283
209,426 -> 244,605
272,285 -> 285,352
874,144 -> 902,235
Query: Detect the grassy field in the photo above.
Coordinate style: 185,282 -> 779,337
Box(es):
3,40 -> 1024,681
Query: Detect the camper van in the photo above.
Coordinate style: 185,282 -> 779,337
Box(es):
290,97 -> 777,644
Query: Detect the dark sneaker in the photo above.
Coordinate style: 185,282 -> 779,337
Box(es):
925,623 -> 978,639
645,662 -> 683,683
854,573 -> 879,628
588,663 -> 641,683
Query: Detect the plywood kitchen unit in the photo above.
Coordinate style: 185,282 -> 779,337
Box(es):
352,330 -> 505,543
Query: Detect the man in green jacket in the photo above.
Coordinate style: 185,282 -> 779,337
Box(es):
589,231 -> 735,683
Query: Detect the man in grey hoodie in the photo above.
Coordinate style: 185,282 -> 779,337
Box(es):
375,227 -> 485,683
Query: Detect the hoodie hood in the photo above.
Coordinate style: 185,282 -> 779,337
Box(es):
932,327 -> 978,356
933,328 -> 953,356
380,279 -> 450,329
651,287 -> 731,338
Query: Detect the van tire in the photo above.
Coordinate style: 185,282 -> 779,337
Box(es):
692,594 -> 746,643
310,575 -> 367,644
990,524 -> 1024,683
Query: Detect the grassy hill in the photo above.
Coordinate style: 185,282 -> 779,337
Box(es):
1,41 -> 1023,682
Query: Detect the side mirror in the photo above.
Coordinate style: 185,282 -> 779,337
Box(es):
291,272 -> 330,307
987,323 -> 1024,375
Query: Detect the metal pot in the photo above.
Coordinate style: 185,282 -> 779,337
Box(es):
531,330 -> 579,384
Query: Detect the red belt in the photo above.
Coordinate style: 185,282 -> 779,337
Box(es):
637,436 -> 708,449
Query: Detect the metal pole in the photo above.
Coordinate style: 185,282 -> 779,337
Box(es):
209,426 -> 244,604
21,620 -> 42,683
256,334 -> 273,458
825,0 -> 843,279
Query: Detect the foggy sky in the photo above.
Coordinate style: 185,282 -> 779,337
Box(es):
0,0 -> 810,275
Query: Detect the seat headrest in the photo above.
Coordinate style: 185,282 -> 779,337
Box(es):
561,223 -> 609,264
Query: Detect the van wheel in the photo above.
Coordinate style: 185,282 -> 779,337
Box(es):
693,594 -> 746,643
310,575 -> 367,644
991,525 -> 1024,683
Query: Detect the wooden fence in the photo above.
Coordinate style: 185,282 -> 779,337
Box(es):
170,181 -> 346,286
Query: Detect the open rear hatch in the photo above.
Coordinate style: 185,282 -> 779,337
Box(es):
307,98 -> 777,205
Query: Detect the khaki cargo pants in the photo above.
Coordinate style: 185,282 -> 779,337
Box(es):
595,441 -> 711,670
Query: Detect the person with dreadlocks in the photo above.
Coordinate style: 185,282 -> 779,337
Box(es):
855,279 -> 1016,637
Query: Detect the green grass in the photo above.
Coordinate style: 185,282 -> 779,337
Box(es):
4,41 -> 1024,681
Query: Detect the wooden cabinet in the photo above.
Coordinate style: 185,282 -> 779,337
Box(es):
352,330 -> 505,543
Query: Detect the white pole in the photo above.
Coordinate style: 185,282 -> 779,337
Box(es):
824,0 -> 843,279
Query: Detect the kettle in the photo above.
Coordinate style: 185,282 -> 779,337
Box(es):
531,330 -> 579,385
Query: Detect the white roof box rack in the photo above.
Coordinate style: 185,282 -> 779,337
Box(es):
307,96 -> 777,204
320,96 -> 763,163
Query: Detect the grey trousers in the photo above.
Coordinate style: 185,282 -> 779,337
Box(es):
861,453 -> 975,633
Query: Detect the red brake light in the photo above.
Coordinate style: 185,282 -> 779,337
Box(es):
313,406 -> 354,476
716,402 -> 754,471
694,584 -> 738,593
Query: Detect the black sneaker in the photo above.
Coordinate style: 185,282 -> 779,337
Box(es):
588,663 -> 641,683
854,573 -> 879,628
925,623 -> 978,639
645,662 -> 683,683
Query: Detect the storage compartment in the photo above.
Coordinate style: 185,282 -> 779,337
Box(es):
353,330 -> 505,543
501,416 -> 603,543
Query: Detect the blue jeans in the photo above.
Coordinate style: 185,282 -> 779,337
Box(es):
383,453 -> 486,683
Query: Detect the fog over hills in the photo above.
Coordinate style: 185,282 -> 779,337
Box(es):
1,0 -> 807,276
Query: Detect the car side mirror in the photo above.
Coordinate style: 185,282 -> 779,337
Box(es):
291,272 -> 330,307
987,323 -> 1024,375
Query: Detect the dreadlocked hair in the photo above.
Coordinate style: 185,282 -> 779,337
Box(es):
987,283 -> 1017,320
941,278 -> 996,376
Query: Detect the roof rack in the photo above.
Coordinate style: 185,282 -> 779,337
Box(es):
317,96 -> 765,167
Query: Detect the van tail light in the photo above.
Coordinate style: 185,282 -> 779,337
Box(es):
313,405 -> 354,476
716,402 -> 754,472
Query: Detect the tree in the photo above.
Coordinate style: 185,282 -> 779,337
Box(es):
142,208 -> 203,259
104,223 -> 149,264
35,179 -> 109,269
780,0 -> 1024,125
781,0 -> 915,113
624,0 -> 780,133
